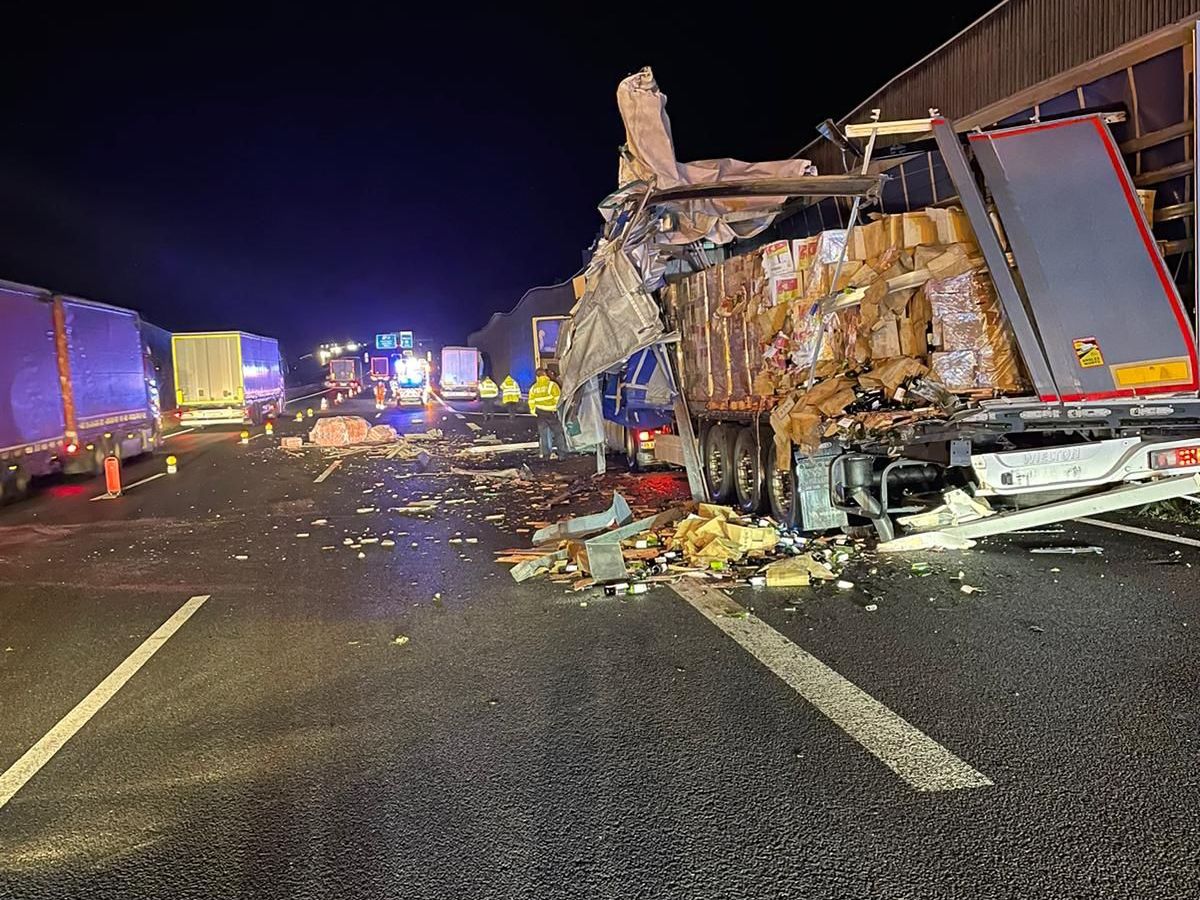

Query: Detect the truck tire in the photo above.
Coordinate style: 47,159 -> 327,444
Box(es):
702,423 -> 736,503
732,426 -> 766,514
624,428 -> 641,473
0,466 -> 30,505
766,440 -> 801,530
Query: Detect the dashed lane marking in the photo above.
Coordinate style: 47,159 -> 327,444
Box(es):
88,472 -> 167,501
313,459 -> 341,483
670,580 -> 992,793
285,388 -> 333,407
163,428 -> 196,440
1076,516 -> 1200,549
0,594 -> 211,811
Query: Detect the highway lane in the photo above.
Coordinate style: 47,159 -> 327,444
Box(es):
1,396 -> 1200,897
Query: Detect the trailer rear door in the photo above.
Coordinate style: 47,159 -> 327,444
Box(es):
173,333 -> 241,405
969,115 -> 1198,401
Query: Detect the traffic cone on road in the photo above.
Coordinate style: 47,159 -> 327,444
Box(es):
166,455 -> 178,475
321,396 -> 329,411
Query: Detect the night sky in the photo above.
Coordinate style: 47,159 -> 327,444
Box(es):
0,4 -> 995,360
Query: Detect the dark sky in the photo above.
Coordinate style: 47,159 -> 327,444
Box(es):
0,3 -> 996,358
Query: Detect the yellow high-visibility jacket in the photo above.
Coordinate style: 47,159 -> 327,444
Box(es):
500,376 -> 521,404
478,377 -> 499,398
528,376 -> 561,414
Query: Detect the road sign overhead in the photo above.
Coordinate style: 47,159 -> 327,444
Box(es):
399,331 -> 413,349
375,333 -> 397,350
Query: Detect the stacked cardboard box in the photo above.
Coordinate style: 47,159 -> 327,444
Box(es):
660,206 -> 1029,454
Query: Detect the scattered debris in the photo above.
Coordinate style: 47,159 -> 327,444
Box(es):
1029,545 -> 1104,555
392,634 -> 410,646
464,441 -> 540,455
879,532 -> 977,552
898,489 -> 994,530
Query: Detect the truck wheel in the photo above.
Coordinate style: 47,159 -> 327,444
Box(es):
766,440 -> 801,530
624,429 -> 641,473
701,423 -> 736,503
0,466 -> 30,504
732,427 -> 766,514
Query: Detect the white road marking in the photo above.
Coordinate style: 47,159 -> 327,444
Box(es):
247,432 -> 264,441
456,414 -> 465,420
285,388 -> 332,407
163,428 -> 196,440
0,594 -> 210,811
88,472 -> 167,501
314,459 -> 342,483
670,580 -> 992,792
1076,516 -> 1200,548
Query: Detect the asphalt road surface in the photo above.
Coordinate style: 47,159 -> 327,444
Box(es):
2,391 -> 1200,898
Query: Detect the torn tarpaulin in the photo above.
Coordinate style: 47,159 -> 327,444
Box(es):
530,492 -> 633,545
584,505 -> 692,582
615,67 -> 817,245
557,248 -> 665,440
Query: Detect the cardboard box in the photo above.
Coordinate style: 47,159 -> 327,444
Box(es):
899,316 -> 928,358
931,350 -> 978,390
849,219 -> 888,260
870,315 -> 902,359
925,207 -> 976,246
902,211 -> 939,247
792,236 -> 819,271
762,240 -> 795,277
883,214 -> 904,248
814,229 -> 847,265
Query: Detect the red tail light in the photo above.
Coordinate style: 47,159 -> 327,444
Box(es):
1150,446 -> 1200,469
65,441 -> 79,455
660,425 -> 672,434
637,430 -> 651,441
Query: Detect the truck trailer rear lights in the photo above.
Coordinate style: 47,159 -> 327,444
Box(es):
638,430 -> 652,441
64,442 -> 79,455
1150,446 -> 1200,469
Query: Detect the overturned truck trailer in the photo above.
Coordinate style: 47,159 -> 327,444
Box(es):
562,51 -> 1200,543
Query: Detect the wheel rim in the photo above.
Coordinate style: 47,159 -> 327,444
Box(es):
706,440 -> 726,486
734,446 -> 756,500
770,466 -> 794,519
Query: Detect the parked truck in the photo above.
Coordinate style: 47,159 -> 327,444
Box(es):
439,346 -> 481,400
327,356 -> 363,392
172,331 -> 285,426
594,111 -> 1200,542
0,280 -> 161,501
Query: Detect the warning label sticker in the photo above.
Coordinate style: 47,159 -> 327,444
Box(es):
1073,336 -> 1104,368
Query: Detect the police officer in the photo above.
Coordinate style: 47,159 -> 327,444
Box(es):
500,374 -> 521,418
528,368 -> 565,459
478,374 -> 500,420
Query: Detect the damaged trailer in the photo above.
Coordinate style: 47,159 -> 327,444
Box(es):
560,67 -> 1200,544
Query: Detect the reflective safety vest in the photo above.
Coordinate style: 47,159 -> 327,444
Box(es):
479,377 -> 499,399
528,376 -> 561,414
500,376 -> 521,404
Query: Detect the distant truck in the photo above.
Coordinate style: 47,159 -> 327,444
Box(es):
172,331 -> 285,426
327,356 -> 363,392
368,356 -> 391,381
439,346 -> 481,400
0,280 -> 161,501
